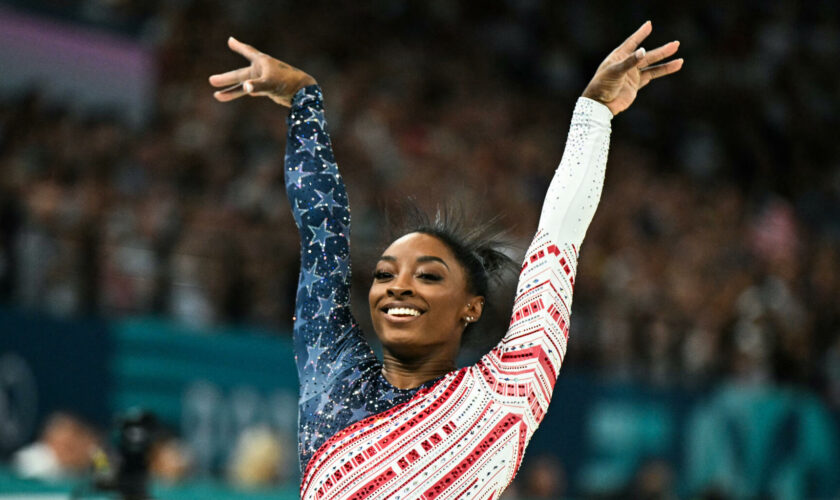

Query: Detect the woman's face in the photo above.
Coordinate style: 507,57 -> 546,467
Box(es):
369,233 -> 481,359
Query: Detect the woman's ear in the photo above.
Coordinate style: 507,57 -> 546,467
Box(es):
463,297 -> 485,324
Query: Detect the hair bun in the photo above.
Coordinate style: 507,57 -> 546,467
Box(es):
474,245 -> 515,278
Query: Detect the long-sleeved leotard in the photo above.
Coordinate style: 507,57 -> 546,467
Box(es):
286,85 -> 612,499
288,86 -> 440,471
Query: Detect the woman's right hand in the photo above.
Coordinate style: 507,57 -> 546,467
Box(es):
581,21 -> 682,115
209,37 -> 316,107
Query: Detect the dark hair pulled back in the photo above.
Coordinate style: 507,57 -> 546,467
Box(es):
387,203 -> 517,343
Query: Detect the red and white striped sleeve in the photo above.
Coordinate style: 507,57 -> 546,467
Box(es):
300,97 -> 613,500
476,96 -> 612,427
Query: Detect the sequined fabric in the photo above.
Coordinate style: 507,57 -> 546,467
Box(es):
286,86 -> 438,472
286,86 -> 614,498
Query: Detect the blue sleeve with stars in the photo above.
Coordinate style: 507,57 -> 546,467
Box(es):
286,84 -> 369,369
286,85 -> 396,469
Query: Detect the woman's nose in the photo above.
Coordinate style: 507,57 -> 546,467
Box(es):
387,284 -> 414,297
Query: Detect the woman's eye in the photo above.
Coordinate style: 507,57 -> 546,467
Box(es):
418,273 -> 442,282
373,270 -> 393,280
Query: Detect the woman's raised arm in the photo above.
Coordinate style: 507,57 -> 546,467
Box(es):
209,39 -> 375,398
477,21 -> 682,426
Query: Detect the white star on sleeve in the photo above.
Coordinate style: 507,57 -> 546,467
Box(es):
314,188 -> 342,213
296,135 -> 322,157
304,108 -> 327,129
307,218 -> 334,251
287,165 -> 315,189
299,261 -> 322,291
316,290 -> 337,316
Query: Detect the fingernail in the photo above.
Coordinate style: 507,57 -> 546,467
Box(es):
243,81 -> 253,93
636,47 -> 646,58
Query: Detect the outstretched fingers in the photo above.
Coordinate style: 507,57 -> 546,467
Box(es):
641,40 -> 680,68
618,21 -> 652,54
208,67 -> 252,88
210,37 -> 263,102
227,36 -> 261,61
213,83 -> 246,102
640,58 -> 684,87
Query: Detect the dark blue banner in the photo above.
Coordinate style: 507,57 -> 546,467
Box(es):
0,308 -> 111,457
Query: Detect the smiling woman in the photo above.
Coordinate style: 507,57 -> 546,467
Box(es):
210,21 -> 682,499
370,233 -> 483,388
369,211 -> 517,389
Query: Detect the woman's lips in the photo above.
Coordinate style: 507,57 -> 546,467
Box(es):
381,306 -> 424,323
383,313 -> 421,323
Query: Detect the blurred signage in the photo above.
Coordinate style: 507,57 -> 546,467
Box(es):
684,385 -> 839,498
529,375 -> 840,498
0,5 -> 155,126
0,352 -> 38,454
111,318 -> 299,476
0,309 -> 111,456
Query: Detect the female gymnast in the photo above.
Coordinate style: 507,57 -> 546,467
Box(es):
210,21 -> 681,499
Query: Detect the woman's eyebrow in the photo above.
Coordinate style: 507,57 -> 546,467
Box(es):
417,256 -> 449,269
377,255 -> 450,270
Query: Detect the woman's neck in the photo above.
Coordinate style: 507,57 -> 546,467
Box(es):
381,350 -> 457,390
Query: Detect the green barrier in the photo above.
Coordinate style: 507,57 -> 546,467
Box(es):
111,317 -> 299,478
0,467 -> 299,499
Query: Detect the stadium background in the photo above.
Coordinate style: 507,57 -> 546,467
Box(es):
0,0 -> 838,498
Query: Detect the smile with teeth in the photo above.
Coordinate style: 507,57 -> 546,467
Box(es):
385,307 -> 422,317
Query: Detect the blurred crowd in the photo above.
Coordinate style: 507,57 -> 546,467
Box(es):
1,0 -> 839,415
7,411 -> 557,496
9,411 -> 284,489
2,413 -> 691,498
11,412 -> 191,484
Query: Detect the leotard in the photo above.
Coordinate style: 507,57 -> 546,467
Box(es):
285,85 -> 612,499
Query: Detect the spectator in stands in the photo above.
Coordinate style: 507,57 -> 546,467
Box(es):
148,431 -> 193,484
12,412 -> 99,481
226,426 -> 289,488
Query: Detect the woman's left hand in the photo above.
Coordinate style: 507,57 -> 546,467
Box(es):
582,21 -> 683,115
209,37 -> 316,108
